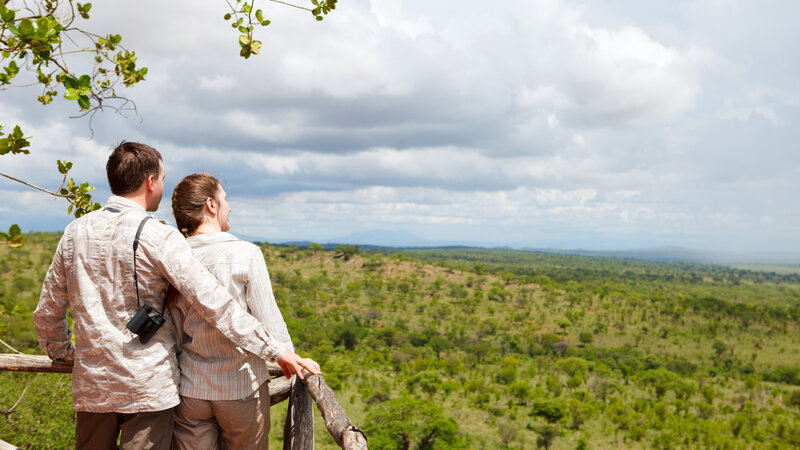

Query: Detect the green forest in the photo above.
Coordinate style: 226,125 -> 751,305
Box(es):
2,234 -> 800,448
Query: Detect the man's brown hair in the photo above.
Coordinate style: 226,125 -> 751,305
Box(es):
172,173 -> 221,237
106,141 -> 163,195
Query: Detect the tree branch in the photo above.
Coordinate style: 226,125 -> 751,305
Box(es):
268,0 -> 312,12
0,170 -> 75,198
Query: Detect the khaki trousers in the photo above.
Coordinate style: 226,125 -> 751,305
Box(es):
75,408 -> 174,450
172,381 -> 270,450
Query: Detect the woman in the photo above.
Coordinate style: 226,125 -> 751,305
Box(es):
170,173 -> 320,449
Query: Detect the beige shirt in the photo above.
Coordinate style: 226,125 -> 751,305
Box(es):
33,196 -> 284,413
175,232 -> 293,400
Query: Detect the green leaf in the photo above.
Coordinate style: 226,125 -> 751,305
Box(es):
0,5 -> 15,23
35,17 -> 50,35
64,88 -> 78,100
78,74 -> 91,88
18,19 -> 35,37
78,95 -> 91,110
224,13 -> 232,20
255,9 -> 264,22
63,76 -> 78,89
3,225 -> 23,247
8,224 -> 21,237
250,40 -> 261,55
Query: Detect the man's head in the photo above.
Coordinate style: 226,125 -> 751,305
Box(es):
107,141 -> 164,211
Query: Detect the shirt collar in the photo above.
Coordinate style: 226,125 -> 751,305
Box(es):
186,232 -> 241,248
105,195 -> 147,213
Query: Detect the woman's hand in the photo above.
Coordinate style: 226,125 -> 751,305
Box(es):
277,349 -> 322,380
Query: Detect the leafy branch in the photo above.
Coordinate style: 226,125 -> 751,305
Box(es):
224,0 -> 337,59
0,1 -> 148,126
1,0 -> 338,247
0,158 -> 102,218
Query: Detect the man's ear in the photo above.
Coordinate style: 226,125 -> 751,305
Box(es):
145,174 -> 156,193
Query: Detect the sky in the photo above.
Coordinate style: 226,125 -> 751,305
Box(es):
1,0 -> 799,253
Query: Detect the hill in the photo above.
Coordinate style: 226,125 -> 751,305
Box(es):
2,234 -> 800,448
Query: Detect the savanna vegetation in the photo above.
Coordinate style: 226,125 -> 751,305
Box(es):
2,235 -> 800,448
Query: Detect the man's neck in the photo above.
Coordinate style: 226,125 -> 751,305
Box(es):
119,193 -> 150,211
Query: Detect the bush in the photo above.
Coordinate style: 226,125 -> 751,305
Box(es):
555,357 -> 589,378
530,398 -> 568,423
764,366 -> 800,386
785,390 -> 800,408
366,396 -> 467,449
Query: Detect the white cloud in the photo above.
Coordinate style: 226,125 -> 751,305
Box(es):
2,0 -> 799,252
198,75 -> 237,92
716,85 -> 784,127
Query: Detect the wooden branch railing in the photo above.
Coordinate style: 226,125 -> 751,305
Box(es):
0,354 -> 367,450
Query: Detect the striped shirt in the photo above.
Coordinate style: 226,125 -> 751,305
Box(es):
174,232 -> 293,401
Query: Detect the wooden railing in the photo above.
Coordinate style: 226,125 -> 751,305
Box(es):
0,354 -> 367,450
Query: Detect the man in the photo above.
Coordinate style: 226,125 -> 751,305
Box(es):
33,141 -> 320,450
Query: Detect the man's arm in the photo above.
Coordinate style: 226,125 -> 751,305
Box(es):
153,229 -> 283,361
246,245 -> 294,353
245,245 -> 321,379
33,238 -> 74,362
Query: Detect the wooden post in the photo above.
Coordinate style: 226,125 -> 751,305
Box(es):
299,371 -> 368,450
283,375 -> 315,450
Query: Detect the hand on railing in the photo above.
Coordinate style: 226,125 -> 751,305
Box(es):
277,349 -> 322,380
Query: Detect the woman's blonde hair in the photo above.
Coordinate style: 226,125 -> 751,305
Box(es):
172,173 -> 221,237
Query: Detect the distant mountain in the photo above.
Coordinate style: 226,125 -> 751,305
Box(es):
329,229 -> 429,247
527,246 -> 713,263
269,228 -> 800,265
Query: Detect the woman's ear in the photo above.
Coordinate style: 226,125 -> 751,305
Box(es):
205,197 -> 217,215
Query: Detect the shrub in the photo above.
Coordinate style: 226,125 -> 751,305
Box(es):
785,390 -> 800,408
365,396 -> 467,449
530,398 -> 568,423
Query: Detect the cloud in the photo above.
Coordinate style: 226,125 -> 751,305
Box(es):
716,85 -> 784,127
1,0 -> 799,252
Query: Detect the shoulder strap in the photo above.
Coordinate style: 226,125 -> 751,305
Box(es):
133,216 -> 151,253
133,216 -> 165,314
